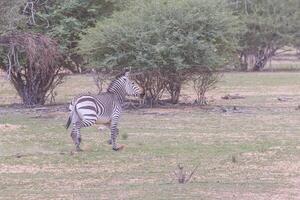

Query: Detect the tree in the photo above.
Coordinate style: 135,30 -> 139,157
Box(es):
0,33 -> 63,106
230,0 -> 300,71
0,0 -> 126,106
79,0 -> 240,104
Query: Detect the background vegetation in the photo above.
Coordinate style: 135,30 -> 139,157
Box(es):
0,1 -> 300,199
0,0 -> 299,106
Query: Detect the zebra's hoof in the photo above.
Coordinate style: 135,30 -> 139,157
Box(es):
75,147 -> 83,152
107,139 -> 112,145
112,145 -> 124,151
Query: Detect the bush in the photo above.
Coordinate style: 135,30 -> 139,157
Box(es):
79,0 -> 240,104
192,67 -> 220,105
134,70 -> 166,106
0,33 -> 63,106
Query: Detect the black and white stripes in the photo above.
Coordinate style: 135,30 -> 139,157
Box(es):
66,71 -> 143,151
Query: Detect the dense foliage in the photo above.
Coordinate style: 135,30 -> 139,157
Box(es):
0,0 -> 26,34
79,0 -> 240,103
20,0 -> 129,72
0,0 -> 299,105
80,0 -> 240,69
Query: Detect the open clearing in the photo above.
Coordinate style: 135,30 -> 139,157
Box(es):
0,72 -> 300,199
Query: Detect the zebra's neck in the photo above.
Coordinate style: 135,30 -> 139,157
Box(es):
107,80 -> 127,104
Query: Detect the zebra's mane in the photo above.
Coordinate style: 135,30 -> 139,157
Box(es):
114,72 -> 125,79
107,74 -> 126,93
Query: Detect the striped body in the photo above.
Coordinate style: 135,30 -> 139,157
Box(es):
66,71 -> 142,151
71,93 -> 120,127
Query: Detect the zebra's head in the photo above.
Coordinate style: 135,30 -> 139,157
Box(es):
122,71 -> 143,97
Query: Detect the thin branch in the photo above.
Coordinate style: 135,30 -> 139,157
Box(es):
6,53 -> 12,79
185,165 -> 199,183
23,2 -> 30,14
30,2 -> 36,25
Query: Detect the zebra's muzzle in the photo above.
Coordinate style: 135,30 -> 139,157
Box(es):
139,92 -> 145,98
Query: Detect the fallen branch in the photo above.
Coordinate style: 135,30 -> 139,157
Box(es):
221,94 -> 246,100
277,96 -> 293,102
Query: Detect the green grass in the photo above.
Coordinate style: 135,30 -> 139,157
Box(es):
0,72 -> 300,199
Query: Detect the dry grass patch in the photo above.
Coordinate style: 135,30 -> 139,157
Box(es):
1,72 -> 300,199
0,124 -> 24,132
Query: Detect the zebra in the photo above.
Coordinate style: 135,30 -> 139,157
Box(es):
66,71 -> 143,151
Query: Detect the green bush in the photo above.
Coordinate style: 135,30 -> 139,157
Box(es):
79,0 -> 240,104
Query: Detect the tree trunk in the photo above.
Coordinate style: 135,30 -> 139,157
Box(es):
252,52 -> 268,71
10,71 -> 49,106
21,88 -> 47,105
239,52 -> 248,71
169,83 -> 181,104
197,93 -> 207,105
134,70 -> 166,106
252,48 -> 277,71
240,48 -> 278,71
165,71 -> 182,104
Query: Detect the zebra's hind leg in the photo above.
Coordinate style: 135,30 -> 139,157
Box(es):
110,126 -> 123,151
71,121 -> 82,152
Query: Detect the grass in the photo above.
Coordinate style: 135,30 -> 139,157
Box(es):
264,58 -> 300,71
0,72 -> 300,199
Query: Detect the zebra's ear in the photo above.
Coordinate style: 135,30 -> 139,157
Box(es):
124,71 -> 130,77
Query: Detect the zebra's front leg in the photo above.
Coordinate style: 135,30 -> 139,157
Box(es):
71,121 -> 82,152
107,128 -> 118,145
110,124 -> 123,151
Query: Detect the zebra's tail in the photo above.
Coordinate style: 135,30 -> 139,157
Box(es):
65,116 -> 72,129
66,99 -> 76,129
